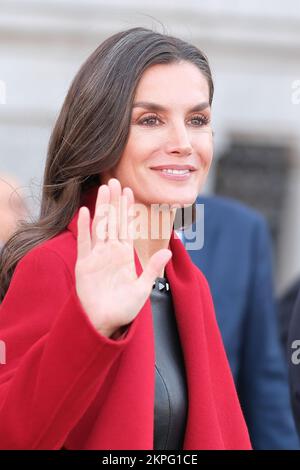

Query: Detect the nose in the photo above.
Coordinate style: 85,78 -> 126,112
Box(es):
164,122 -> 193,156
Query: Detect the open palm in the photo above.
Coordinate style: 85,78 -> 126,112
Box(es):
75,178 -> 172,338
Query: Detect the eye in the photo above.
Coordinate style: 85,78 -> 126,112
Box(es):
136,113 -> 211,127
137,114 -> 161,126
189,115 -> 210,126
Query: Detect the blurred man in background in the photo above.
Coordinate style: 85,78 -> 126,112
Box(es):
181,195 -> 300,449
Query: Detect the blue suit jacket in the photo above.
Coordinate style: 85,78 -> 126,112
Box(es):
182,195 -> 299,449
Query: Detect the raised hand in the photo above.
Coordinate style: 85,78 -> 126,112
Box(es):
75,178 -> 172,338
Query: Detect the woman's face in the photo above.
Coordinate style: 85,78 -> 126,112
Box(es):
101,60 -> 213,209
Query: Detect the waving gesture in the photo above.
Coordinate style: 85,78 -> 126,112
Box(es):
75,178 -> 172,338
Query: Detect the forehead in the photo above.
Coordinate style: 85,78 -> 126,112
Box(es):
134,61 -> 209,103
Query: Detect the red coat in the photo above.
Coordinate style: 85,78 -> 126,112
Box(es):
0,186 -> 252,450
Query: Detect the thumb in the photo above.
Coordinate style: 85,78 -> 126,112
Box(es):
136,248 -> 172,296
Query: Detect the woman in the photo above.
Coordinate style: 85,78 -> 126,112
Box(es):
0,27 -> 251,450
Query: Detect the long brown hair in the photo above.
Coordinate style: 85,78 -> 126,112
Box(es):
0,27 -> 214,302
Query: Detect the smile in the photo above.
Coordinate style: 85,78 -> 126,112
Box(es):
151,168 -> 193,181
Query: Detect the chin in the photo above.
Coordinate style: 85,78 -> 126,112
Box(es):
145,190 -> 197,208
168,192 -> 198,206
162,198 -> 196,208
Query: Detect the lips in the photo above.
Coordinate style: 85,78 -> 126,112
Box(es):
150,167 -> 193,181
150,164 -> 196,171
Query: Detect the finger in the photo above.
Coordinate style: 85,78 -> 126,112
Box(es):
92,184 -> 110,246
119,194 -> 128,242
124,187 -> 135,243
107,178 -> 121,241
77,206 -> 92,259
135,249 -> 172,295
120,187 -> 134,244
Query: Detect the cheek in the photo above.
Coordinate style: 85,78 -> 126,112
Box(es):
112,150 -> 142,188
126,126 -> 160,157
118,136 -> 153,177
196,133 -> 213,164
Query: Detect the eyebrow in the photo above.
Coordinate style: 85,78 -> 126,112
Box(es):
132,101 -> 210,113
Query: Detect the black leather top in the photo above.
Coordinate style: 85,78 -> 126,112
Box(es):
150,277 -> 188,450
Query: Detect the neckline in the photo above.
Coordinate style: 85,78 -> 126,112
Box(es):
152,277 -> 170,292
